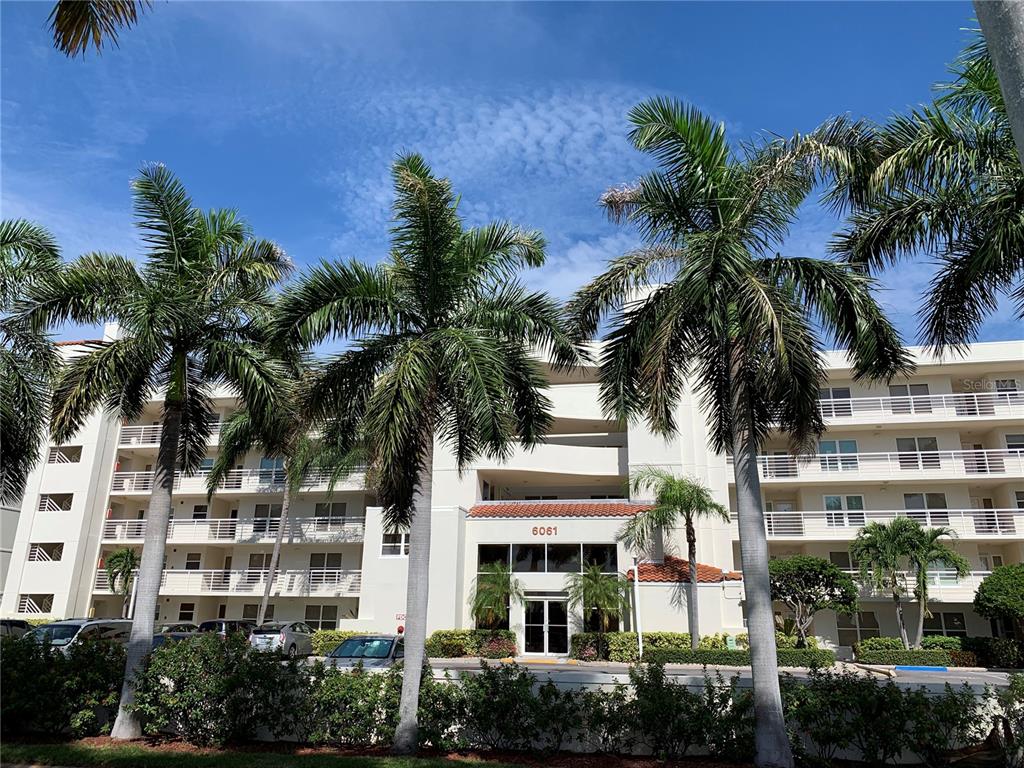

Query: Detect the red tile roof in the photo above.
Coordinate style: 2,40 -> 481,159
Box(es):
55,339 -> 102,346
467,501 -> 654,519
627,556 -> 742,584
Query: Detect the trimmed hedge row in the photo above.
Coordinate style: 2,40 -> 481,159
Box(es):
569,631 -> 819,662
856,649 -> 953,666
643,648 -> 836,667
425,629 -> 516,658
854,636 -> 1022,668
311,630 -> 361,656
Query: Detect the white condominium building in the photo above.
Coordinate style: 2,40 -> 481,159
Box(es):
2,333 -> 1022,656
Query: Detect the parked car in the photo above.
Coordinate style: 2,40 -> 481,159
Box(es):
0,619 -> 30,638
326,634 -> 404,669
250,621 -> 314,657
24,618 -> 132,651
156,621 -> 197,634
197,619 -> 255,638
152,631 -> 195,649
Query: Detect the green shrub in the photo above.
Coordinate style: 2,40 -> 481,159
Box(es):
949,650 -> 979,667
477,633 -> 516,659
577,684 -> 635,754
905,684 -> 989,767
535,681 -> 582,753
303,664 -> 400,746
996,673 -> 1024,768
310,630 -> 360,656
569,631 -> 691,662
964,636 -> 1023,669
0,637 -> 125,737
856,636 -> 905,652
425,629 -> 516,658
459,662 -> 540,751
644,647 -> 834,667
856,649 -> 952,666
921,635 -> 963,650
417,671 -> 467,751
131,632 -> 306,746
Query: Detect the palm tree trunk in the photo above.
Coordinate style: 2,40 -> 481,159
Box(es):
258,478 -> 291,625
975,0 -> 1024,170
392,439 -> 434,755
914,594 -> 927,650
732,423 -> 793,768
686,517 -> 700,651
110,399 -> 182,740
893,591 -> 910,650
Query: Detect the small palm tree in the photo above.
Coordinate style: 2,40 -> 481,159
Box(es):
273,153 -> 584,754
565,565 -> 630,660
619,468 -> 728,650
470,562 -> 524,628
909,525 -> 970,648
22,164 -> 288,739
850,517 -> 921,649
48,0 -> 151,58
104,547 -> 140,618
1,220 -> 62,504
568,97 -> 910,768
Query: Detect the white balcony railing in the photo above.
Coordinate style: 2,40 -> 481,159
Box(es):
118,420 -> 223,447
93,568 -> 361,596
848,570 -> 991,602
749,508 -> 1022,539
736,449 -> 1024,482
101,516 -> 366,543
819,391 -> 1023,421
110,467 -> 363,495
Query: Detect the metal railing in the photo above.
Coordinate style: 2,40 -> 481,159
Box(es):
93,568 -> 362,595
818,390 -> 1022,421
745,508 -> 1022,538
110,467 -> 364,494
101,516 -> 366,542
735,449 -> 1024,481
847,570 -> 991,600
37,495 -> 73,512
118,420 -> 223,447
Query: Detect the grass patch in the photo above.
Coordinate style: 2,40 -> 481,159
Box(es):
0,740 -> 529,768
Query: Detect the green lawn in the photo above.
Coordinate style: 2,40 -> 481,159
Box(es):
0,741 -> 528,768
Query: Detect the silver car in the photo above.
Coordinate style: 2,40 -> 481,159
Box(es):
326,634 -> 404,669
249,621 -> 314,658
24,618 -> 132,652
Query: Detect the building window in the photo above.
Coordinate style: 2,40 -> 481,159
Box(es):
584,607 -> 621,632
923,611 -> 967,637
258,456 -> 284,481
512,543 -> 545,572
18,594 -> 54,613
248,552 -> 271,570
478,544 -> 510,569
184,553 -> 202,570
218,604 -> 227,619
310,552 -> 343,569
896,437 -> 940,469
1006,434 -> 1024,454
547,544 -> 582,573
191,505 -> 208,519
253,503 -> 282,534
315,501 -> 349,521
1016,491 -> 1024,509
823,495 -> 865,527
382,531 -> 410,556
819,386 -> 852,418
818,439 -> 859,471
305,604 -> 338,630
888,383 -> 930,414
47,446 -> 82,464
178,603 -> 195,622
483,543 -> 618,574
836,611 -> 880,646
37,493 -> 73,512
979,552 -> 1004,571
583,544 -> 618,573
904,493 -> 949,525
828,551 -> 858,570
27,543 -> 63,562
242,603 -> 274,621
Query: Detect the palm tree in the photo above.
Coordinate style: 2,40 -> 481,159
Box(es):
849,517 -> 921,650
829,34 -> 1024,349
206,368 -> 364,626
273,153 -> 584,754
1,220 -> 62,504
908,525 -> 970,649
470,562 -> 524,628
564,564 -> 629,660
21,164 -> 288,739
974,2 -> 1024,169
104,547 -> 140,618
619,468 -> 728,650
568,97 -> 910,768
48,0 -> 151,58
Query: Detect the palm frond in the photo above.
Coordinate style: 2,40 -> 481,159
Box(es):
49,0 -> 150,58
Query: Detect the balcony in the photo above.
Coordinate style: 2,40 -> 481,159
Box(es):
101,516 -> 366,543
93,568 -> 361,597
118,420 -> 223,448
735,449 -> 1024,484
109,467 -> 364,495
849,570 -> 991,603
818,391 -> 1022,424
746,508 -> 1022,540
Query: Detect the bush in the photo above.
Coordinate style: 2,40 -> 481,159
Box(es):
856,636 -> 905,652
644,647 -> 835,667
921,635 -> 963,650
856,649 -> 952,666
131,632 -> 306,746
577,684 -> 635,754
996,673 -> 1024,768
460,662 -> 541,751
303,664 -> 400,746
949,650 -> 979,667
425,629 -> 516,658
0,637 -> 125,737
310,630 -> 360,656
905,684 -> 989,767
569,631 -> 691,662
964,636 -> 1023,669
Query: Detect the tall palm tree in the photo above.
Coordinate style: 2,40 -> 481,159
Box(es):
568,97 -> 910,768
1,220 -> 62,504
273,153 -> 584,755
974,2 -> 1024,169
21,164 -> 288,739
48,0 -> 151,58
206,367 -> 365,626
849,517 -> 921,650
908,525 -> 970,648
829,34 -> 1024,350
470,562 -> 524,628
564,565 -> 629,660
619,468 -> 728,650
104,546 -> 140,618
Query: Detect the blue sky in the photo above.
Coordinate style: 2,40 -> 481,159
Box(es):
2,1 -> 1017,345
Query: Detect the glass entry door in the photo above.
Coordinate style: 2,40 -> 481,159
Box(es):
524,598 -> 569,655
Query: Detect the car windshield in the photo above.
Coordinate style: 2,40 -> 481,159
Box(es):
197,622 -> 221,632
252,623 -> 286,634
331,637 -> 394,659
26,624 -> 81,646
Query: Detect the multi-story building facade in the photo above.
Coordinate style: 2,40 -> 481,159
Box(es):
2,330 -> 1021,657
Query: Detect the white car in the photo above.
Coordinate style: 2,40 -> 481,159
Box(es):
249,621 -> 314,658
24,618 -> 132,652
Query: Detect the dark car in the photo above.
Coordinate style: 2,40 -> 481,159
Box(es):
326,634 -> 404,669
156,621 -> 198,634
0,619 -> 30,638
152,631 -> 195,649
197,619 -> 255,638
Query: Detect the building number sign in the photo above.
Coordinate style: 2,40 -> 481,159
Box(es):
531,526 -> 558,536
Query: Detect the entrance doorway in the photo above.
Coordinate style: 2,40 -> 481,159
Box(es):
524,597 -> 569,655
